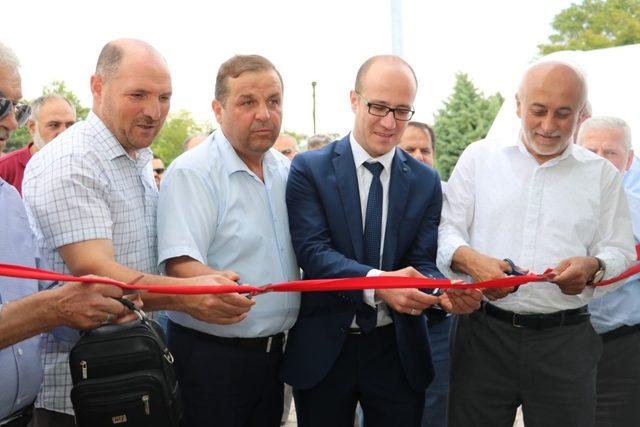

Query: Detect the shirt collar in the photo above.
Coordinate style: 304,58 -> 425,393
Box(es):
349,132 -> 395,171
86,111 -> 153,166
507,130 -> 584,166
216,129 -> 276,178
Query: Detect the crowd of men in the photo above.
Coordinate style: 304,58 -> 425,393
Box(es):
0,37 -> 638,427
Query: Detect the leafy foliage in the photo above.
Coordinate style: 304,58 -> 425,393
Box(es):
433,73 -> 504,181
539,0 -> 640,55
151,110 -> 210,165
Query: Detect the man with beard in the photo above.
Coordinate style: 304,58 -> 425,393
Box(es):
157,55 -> 300,427
23,39 -> 249,426
438,62 -> 636,427
0,94 -> 76,195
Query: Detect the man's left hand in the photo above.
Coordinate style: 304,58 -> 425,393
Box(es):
549,256 -> 600,295
439,288 -> 483,314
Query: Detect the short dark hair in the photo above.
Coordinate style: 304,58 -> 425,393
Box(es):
355,55 -> 418,93
95,42 -> 124,81
407,121 -> 436,152
215,55 -> 283,104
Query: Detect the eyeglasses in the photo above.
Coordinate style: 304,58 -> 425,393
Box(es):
0,97 -> 31,127
356,92 -> 414,121
153,168 -> 165,174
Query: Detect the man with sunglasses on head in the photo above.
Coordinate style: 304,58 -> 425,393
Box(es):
0,94 -> 76,195
280,55 -> 482,427
0,41 -> 136,427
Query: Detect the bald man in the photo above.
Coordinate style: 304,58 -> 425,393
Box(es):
438,62 -> 635,427
23,39 -> 246,426
273,133 -> 298,160
281,55 -> 481,427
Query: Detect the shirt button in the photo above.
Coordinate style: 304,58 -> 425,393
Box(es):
17,348 -> 23,356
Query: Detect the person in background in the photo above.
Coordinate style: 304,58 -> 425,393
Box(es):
578,116 -> 640,427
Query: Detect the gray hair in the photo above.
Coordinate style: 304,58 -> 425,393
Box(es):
306,134 -> 332,150
0,41 -> 20,76
577,116 -> 632,152
30,94 -> 76,122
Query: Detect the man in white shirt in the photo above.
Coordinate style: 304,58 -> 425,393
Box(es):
438,61 -> 635,427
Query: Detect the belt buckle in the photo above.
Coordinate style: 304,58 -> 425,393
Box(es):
266,336 -> 273,353
512,313 -> 525,328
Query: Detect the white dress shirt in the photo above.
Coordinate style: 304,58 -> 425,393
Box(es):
437,136 -> 635,314
349,134 -> 394,327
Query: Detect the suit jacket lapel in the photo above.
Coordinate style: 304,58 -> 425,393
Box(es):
332,136 -> 365,263
382,148 -> 411,270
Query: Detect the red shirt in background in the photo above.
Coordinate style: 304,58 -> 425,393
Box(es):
0,142 -> 33,196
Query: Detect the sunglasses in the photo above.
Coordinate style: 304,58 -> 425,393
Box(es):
154,168 -> 165,174
0,97 -> 31,127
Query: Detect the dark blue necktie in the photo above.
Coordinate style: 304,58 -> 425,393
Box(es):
357,162 -> 384,333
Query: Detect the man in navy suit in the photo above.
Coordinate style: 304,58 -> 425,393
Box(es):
281,55 -> 482,427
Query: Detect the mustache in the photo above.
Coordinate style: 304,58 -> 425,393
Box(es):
534,130 -> 562,138
250,122 -> 276,132
134,116 -> 161,127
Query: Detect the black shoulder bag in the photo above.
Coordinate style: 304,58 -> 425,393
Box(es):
69,299 -> 182,426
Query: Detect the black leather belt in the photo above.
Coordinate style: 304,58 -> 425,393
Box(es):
0,403 -> 33,427
601,324 -> 640,342
483,303 -> 590,329
170,321 -> 284,353
346,323 -> 394,335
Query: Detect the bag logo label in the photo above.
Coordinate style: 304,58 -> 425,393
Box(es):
112,415 -> 128,424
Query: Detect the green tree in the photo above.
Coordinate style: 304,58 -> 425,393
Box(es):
4,80 -> 90,154
539,0 -> 640,55
151,110 -> 208,165
433,73 -> 504,180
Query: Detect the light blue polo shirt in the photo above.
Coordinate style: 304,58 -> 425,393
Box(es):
590,157 -> 640,334
0,179 -> 43,419
157,131 -> 300,338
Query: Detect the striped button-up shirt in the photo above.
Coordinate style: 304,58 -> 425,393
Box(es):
23,111 -> 159,414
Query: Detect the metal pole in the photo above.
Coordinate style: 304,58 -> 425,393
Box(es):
311,81 -> 317,135
391,0 -> 403,57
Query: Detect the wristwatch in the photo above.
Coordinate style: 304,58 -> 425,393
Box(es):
589,257 -> 606,284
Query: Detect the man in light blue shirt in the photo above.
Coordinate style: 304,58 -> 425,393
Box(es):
157,54 -> 300,427
0,41 -> 129,427
579,116 -> 640,426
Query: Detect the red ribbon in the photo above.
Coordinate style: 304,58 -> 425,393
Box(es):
1,262 -> 639,295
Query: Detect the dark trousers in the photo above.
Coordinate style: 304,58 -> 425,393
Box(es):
595,328 -> 640,427
421,316 -> 452,427
449,310 -> 602,427
168,321 -> 284,427
293,325 -> 424,427
29,409 -> 75,427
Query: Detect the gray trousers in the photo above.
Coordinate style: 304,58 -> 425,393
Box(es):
595,328 -> 640,427
449,309 -> 602,427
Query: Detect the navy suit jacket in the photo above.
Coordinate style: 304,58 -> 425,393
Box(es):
281,135 -> 444,392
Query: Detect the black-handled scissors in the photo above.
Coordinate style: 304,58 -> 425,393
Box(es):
503,258 -> 526,276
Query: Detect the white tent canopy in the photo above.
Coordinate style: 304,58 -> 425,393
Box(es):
487,44 -> 640,152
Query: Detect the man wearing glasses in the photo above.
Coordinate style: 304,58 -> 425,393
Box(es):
281,55 -> 481,427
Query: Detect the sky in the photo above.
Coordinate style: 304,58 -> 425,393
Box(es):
3,0 -> 577,137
